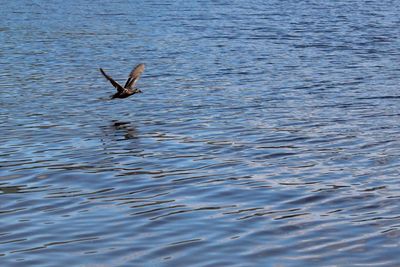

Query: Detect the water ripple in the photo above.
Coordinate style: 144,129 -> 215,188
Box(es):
1,0 -> 400,266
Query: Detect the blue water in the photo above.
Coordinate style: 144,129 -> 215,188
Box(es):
1,1 -> 400,266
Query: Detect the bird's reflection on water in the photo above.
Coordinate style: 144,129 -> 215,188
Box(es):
0,185 -> 25,194
99,120 -> 139,141
97,120 -> 143,171
111,120 -> 138,140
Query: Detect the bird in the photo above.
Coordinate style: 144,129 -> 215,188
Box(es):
100,63 -> 145,99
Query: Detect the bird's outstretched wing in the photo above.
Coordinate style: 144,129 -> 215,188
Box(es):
124,63 -> 145,89
100,68 -> 124,93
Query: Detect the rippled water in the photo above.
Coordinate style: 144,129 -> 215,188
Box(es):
2,1 -> 400,266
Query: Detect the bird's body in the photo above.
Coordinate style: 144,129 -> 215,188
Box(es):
111,87 -> 142,99
100,64 -> 145,99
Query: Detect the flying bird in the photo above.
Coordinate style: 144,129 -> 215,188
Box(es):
100,63 -> 145,99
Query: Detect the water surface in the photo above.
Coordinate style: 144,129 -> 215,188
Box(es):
1,1 -> 400,266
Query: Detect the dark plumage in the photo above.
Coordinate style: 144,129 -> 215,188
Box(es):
100,63 -> 145,99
